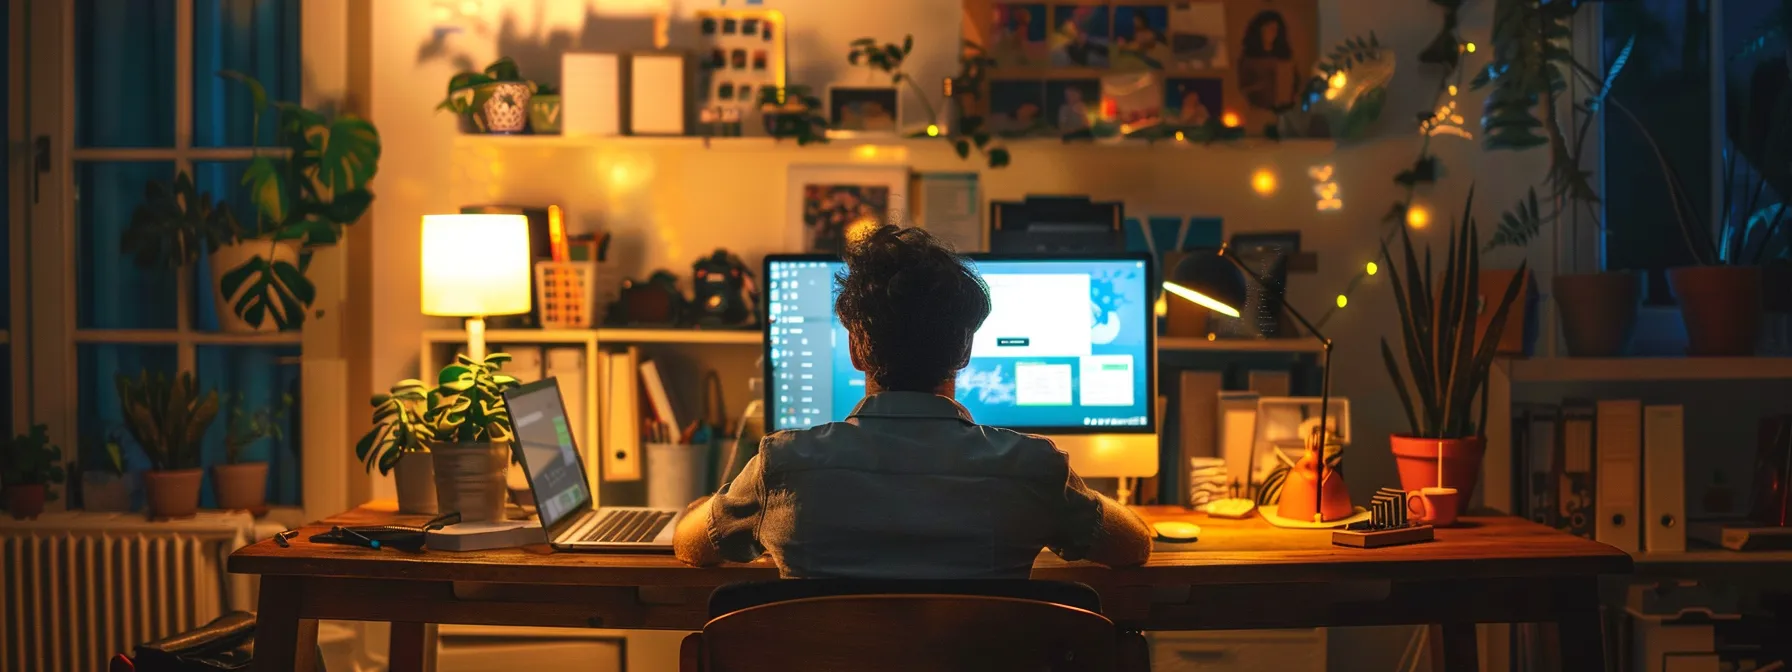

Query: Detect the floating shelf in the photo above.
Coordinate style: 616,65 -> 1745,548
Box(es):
1159,337 -> 1325,353
424,328 -> 759,346
72,330 -> 303,346
453,133 -> 1336,154
1504,357 -> 1792,383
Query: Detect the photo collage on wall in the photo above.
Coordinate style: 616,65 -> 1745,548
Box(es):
697,9 -> 786,133
969,0 -> 1315,138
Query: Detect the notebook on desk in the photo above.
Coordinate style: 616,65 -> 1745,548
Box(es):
505,379 -> 683,552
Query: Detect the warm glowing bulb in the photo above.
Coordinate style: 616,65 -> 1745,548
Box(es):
926,124 -> 940,137
1221,111 -> 1241,128
1175,131 -> 1186,142
1336,295 -> 1349,308
1366,261 -> 1379,276
1407,204 -> 1431,229
1329,72 -> 1347,89
1206,333 -> 1217,341
1154,293 -> 1168,317
1324,88 -> 1341,101
854,145 -> 879,160
1465,42 -> 1477,53
1448,85 -> 1459,96
1251,168 -> 1277,196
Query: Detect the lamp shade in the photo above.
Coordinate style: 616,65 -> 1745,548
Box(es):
1163,249 -> 1247,318
421,214 -> 533,317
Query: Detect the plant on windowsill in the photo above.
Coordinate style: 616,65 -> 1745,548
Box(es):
117,371 -> 220,520
438,57 -> 537,134
211,393 -> 291,517
848,35 -> 1012,168
78,430 -> 132,513
356,353 -> 521,519
758,85 -> 829,145
2,424 -> 66,520
1380,188 -> 1527,513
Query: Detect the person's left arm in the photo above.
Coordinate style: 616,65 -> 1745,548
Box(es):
673,454 -> 768,566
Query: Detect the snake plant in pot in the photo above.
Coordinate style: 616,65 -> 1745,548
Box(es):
1381,189 -> 1528,512
117,371 -> 219,519
357,353 -> 521,519
3,424 -> 66,520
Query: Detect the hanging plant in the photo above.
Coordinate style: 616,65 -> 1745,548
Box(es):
849,35 -> 1012,169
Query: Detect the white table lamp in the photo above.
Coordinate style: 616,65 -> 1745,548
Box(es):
421,213 -> 533,361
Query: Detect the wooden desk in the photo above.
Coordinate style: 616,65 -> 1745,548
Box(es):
230,503 -> 1630,672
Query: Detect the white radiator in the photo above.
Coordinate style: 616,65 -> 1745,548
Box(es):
0,511 -> 258,672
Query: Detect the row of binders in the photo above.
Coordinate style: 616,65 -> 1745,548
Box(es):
1513,400 -> 1685,554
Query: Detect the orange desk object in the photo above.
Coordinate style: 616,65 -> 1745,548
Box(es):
231,503 -> 1630,672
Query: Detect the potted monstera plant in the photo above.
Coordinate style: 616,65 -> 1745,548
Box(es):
212,393 -> 290,516
3,424 -> 66,520
118,371 -> 219,519
1381,190 -> 1528,512
438,57 -> 536,134
357,353 -> 521,519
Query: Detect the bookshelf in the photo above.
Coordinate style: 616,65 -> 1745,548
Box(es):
1503,357 -> 1792,383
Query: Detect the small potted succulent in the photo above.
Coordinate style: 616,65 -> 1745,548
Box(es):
438,57 -> 536,134
212,393 -> 291,516
79,431 -> 132,513
117,371 -> 219,519
529,83 -> 562,134
358,353 -> 521,520
3,424 -> 66,520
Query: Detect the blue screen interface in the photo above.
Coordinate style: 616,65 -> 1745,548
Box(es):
765,258 -> 1152,432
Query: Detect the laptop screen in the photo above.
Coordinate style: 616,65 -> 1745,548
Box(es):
506,380 -> 591,530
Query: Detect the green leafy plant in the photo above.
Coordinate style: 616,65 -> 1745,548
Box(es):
1380,189 -> 1528,440
2,425 -> 67,499
80,430 -> 127,477
436,57 -> 534,115
122,171 -> 238,269
758,85 -> 831,146
849,35 -> 1011,168
116,371 -> 220,471
222,393 -> 292,465
1299,33 -> 1390,141
356,353 -> 522,475
212,69 -> 382,330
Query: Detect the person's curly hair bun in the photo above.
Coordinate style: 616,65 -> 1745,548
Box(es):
835,226 -> 991,392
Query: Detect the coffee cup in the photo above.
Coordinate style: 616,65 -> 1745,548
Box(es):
1405,487 -> 1460,527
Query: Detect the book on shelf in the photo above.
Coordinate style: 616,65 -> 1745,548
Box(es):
1557,400 -> 1597,540
1513,403 -> 1560,527
1595,399 -> 1643,553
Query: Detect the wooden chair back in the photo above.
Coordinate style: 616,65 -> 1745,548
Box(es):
686,593 -> 1122,672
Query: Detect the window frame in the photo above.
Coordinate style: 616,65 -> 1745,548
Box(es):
23,0 -> 355,522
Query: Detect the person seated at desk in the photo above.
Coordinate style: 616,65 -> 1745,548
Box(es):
674,226 -> 1153,578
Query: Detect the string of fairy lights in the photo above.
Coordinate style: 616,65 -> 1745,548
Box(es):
1310,32 -> 1476,329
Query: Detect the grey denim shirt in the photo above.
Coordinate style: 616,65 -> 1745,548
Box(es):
708,392 -> 1106,579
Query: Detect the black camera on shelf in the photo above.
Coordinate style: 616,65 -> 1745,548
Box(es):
605,270 -> 689,327
691,248 -> 758,327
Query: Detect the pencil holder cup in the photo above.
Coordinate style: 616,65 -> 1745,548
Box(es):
535,261 -> 597,329
646,443 -> 710,510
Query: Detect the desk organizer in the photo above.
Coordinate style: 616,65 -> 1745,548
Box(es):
535,261 -> 597,328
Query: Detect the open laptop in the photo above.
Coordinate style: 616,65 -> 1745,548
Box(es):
504,378 -> 683,551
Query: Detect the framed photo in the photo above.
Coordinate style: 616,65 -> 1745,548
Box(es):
1169,1 -> 1229,69
1045,79 -> 1100,134
1249,397 -> 1351,489
990,3 -> 1049,67
1113,5 -> 1171,69
988,80 -> 1046,137
1050,5 -> 1112,67
826,86 -> 900,137
787,165 -> 911,254
1164,77 -> 1224,127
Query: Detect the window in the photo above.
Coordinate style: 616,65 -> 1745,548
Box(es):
34,0 -> 309,510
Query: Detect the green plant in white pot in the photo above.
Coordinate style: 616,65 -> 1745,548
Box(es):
357,352 -> 521,519
212,393 -> 290,516
117,371 -> 219,520
79,431 -> 132,513
437,57 -> 536,134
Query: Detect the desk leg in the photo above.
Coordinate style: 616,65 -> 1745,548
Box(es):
389,622 -> 438,672
253,578 -> 318,672
1428,623 -> 1479,672
1557,580 -> 1607,672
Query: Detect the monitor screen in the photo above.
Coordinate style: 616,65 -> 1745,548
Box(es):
506,381 -> 592,529
764,255 -> 1155,433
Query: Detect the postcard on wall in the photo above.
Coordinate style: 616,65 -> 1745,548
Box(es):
918,173 -> 982,252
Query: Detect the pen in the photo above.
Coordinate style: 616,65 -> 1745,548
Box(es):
274,529 -> 299,548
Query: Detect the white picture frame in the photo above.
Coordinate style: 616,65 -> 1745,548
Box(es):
824,85 -> 901,138
786,164 -> 911,254
629,51 -> 691,136
1249,396 -> 1351,487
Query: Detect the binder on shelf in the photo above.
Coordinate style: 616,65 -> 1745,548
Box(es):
639,359 -> 681,430
1558,400 -> 1597,539
601,347 -> 643,482
1217,391 -> 1260,499
1177,371 -> 1223,505
1517,404 -> 1561,526
1643,405 -> 1687,553
505,346 -> 545,384
1595,399 -> 1643,553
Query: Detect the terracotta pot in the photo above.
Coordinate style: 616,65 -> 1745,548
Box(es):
393,452 -> 440,515
428,441 -> 510,523
209,240 -> 302,333
1390,435 -> 1484,515
82,472 -> 133,512
144,469 -> 203,519
212,462 -> 269,516
7,484 -> 47,520
1669,265 -> 1763,356
1553,271 -> 1640,357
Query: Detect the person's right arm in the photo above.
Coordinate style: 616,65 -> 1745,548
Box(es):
1050,459 -> 1153,567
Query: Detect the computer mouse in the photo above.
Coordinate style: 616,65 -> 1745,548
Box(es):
1152,521 -> 1201,542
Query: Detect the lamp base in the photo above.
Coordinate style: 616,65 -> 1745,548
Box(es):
1257,504 -> 1371,529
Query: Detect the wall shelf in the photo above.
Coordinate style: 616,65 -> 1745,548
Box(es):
1503,357 -> 1792,383
1159,337 -> 1324,353
424,328 -> 760,346
453,133 -> 1336,154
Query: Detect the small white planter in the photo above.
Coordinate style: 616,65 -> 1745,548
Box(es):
82,471 -> 133,512
481,82 -> 533,133
209,240 -> 303,333
393,452 -> 440,515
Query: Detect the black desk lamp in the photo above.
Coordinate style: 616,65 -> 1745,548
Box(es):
1163,246 -> 1337,523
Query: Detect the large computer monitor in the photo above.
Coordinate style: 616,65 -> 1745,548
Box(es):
762,253 -> 1157,478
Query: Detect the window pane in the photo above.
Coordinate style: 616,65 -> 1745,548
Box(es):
193,0 -> 302,147
76,0 -> 177,148
192,161 -> 257,332
197,346 -> 302,506
78,344 -> 179,482
78,162 -> 180,329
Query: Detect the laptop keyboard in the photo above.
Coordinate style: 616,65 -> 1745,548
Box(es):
580,510 -> 676,544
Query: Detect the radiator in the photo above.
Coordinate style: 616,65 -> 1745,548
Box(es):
0,511 -> 258,672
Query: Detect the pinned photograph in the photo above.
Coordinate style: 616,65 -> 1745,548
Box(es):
1113,5 -> 1170,69
1169,2 -> 1228,69
1050,5 -> 1111,67
1164,77 -> 1223,127
1046,79 -> 1101,134
826,86 -> 899,136
990,3 -> 1049,66
988,80 -> 1048,137
1238,9 -> 1299,111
